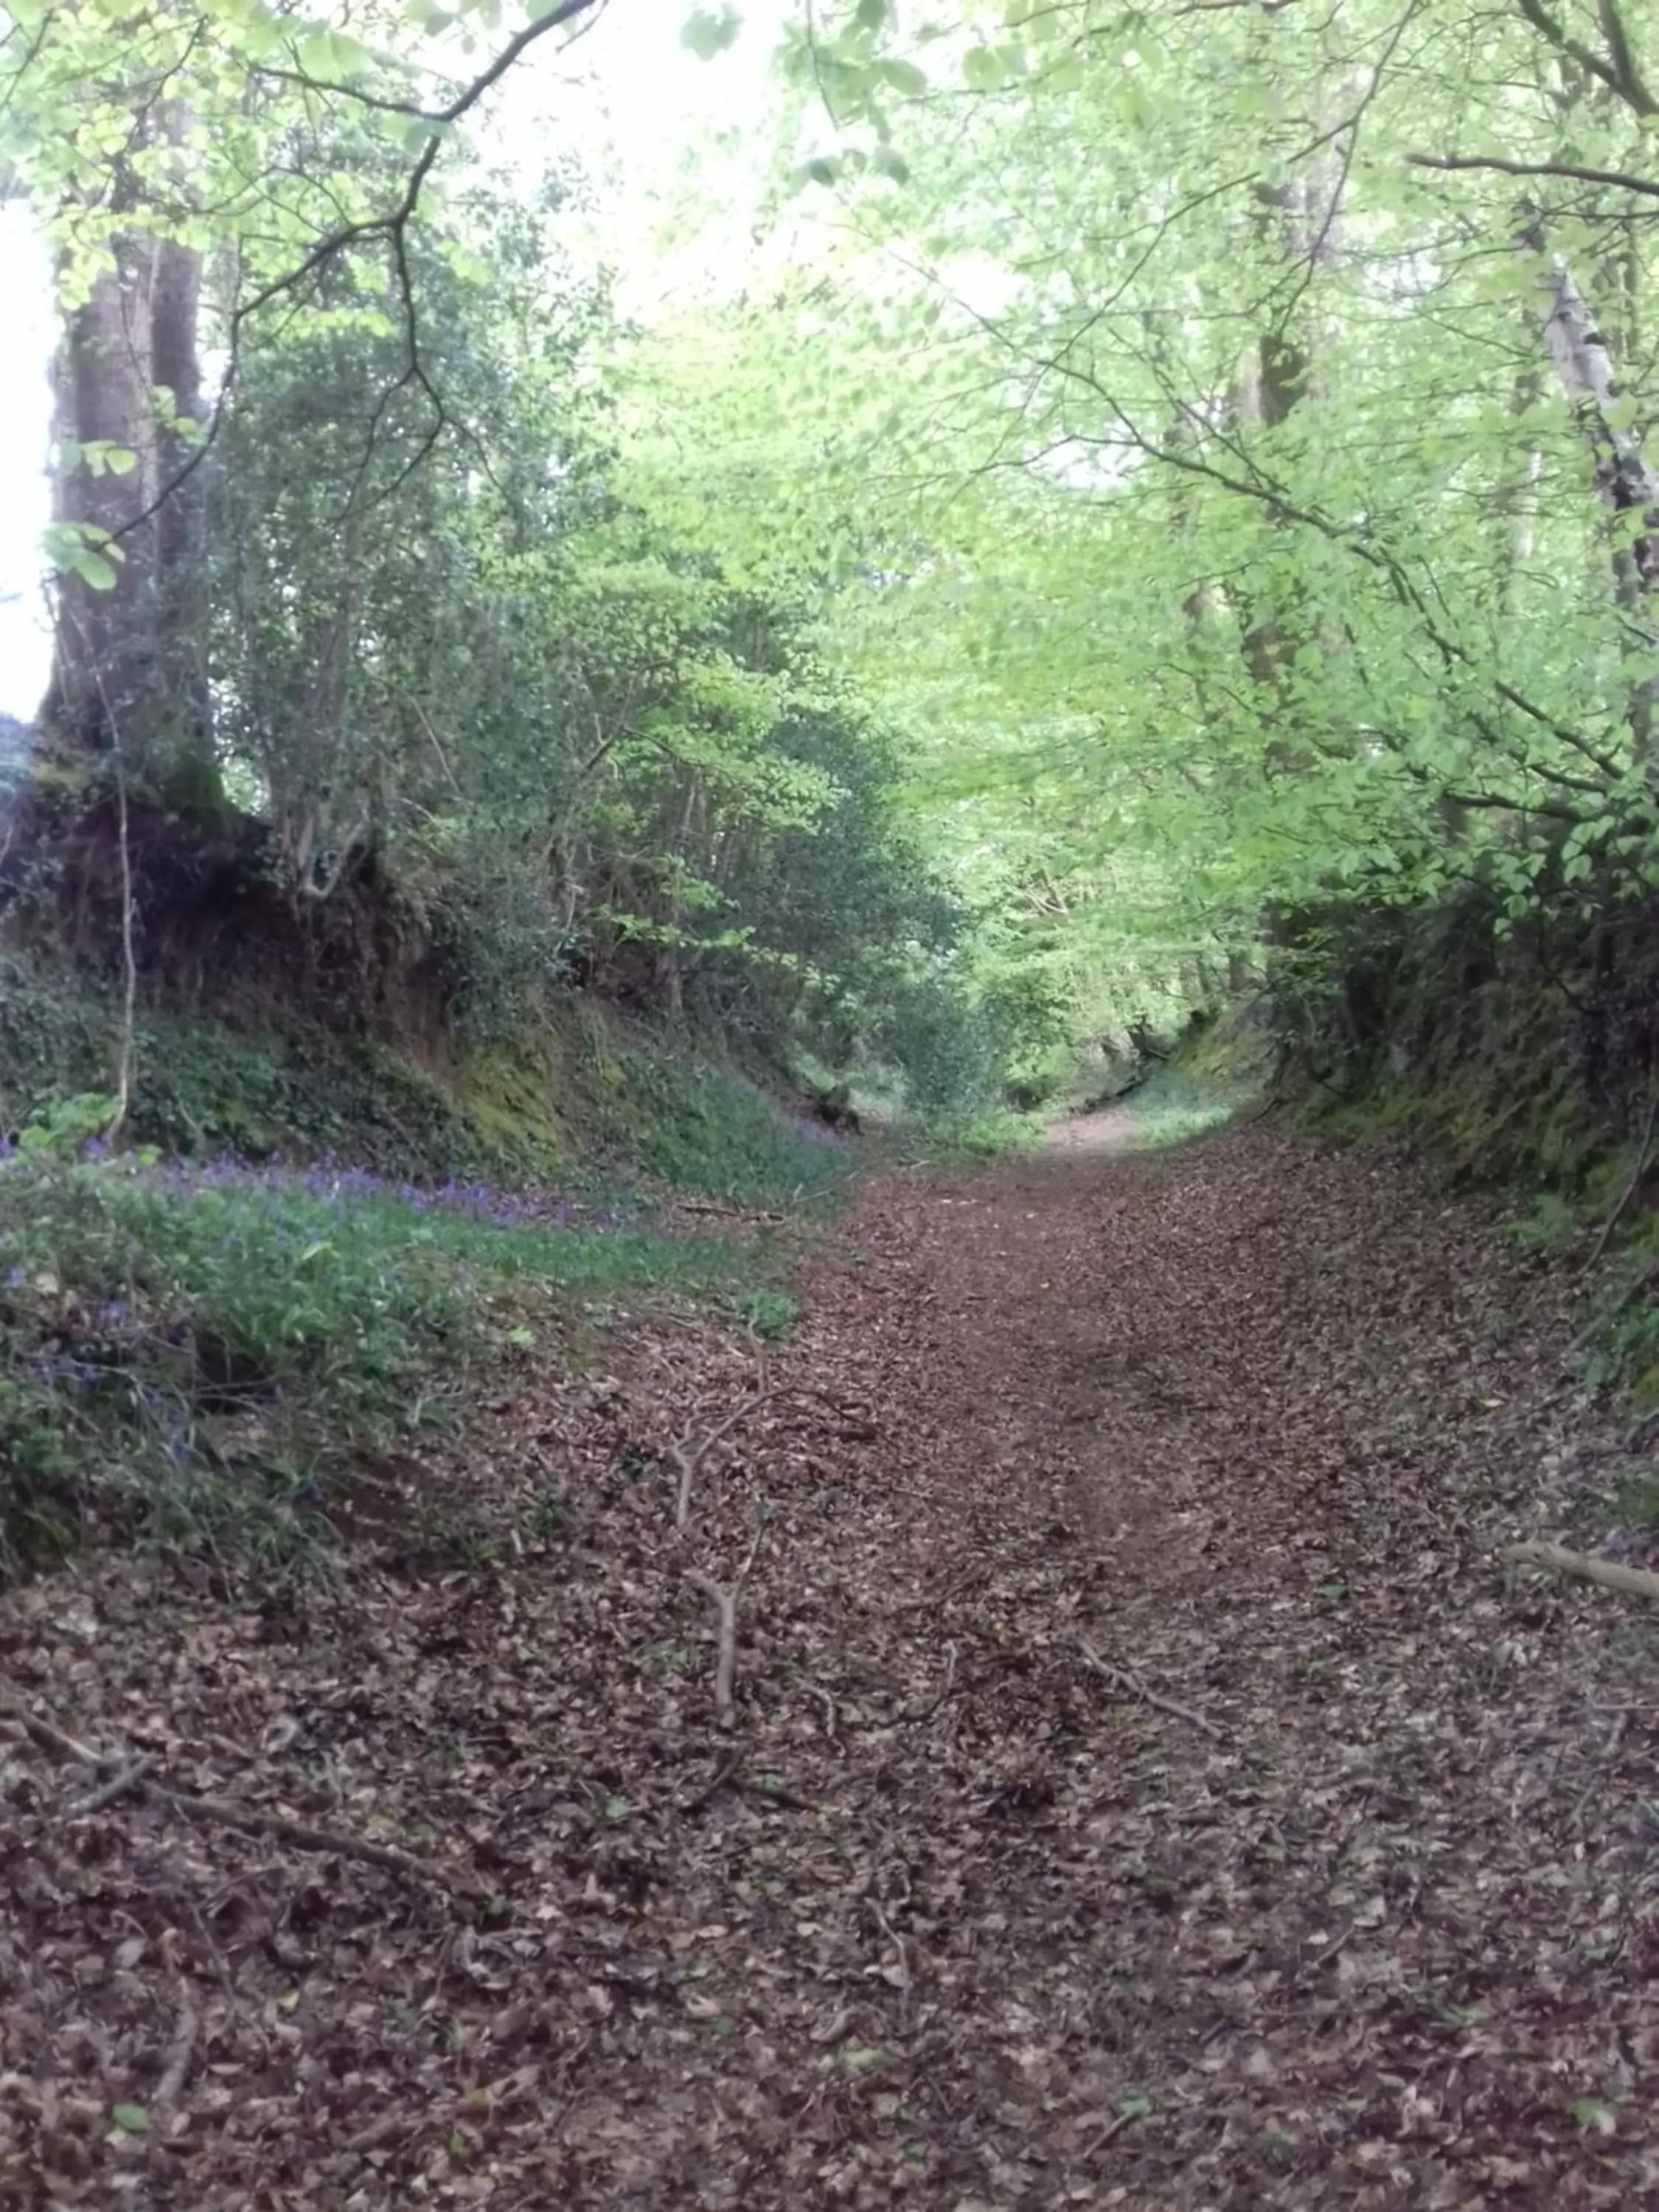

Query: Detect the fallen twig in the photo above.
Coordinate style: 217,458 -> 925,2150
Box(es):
682,1747 -> 744,1812
3,1698 -> 441,1879
1077,2103 -> 1148,2160
158,1789 -> 441,1878
1,1697 -> 107,1767
67,1753 -> 156,1818
687,1573 -> 740,1726
1500,1541 -> 1659,1604
868,1894 -> 911,2004
801,1680 -> 840,1742
155,1979 -> 201,2107
686,1523 -> 765,1728
670,1391 -> 769,1531
899,1641 -> 959,1724
1077,1643 -> 1227,1743
681,1747 -> 821,1816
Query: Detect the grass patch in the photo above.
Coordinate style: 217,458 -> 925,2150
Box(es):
1120,1068 -> 1244,1151
899,1107 -> 1046,1166
1502,1190 -> 1579,1252
0,1142 -> 763,1578
1609,1472 -> 1659,1527
602,1039 -> 855,1207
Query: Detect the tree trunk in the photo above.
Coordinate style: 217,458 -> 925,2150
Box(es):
1524,229 -> 1659,762
44,113 -> 210,789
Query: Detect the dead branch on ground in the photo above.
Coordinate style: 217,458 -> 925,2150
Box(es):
1500,1540 -> 1659,1602
68,1753 -> 156,1817
686,1523 -> 766,1728
669,1390 -> 770,1531
1077,1643 -> 1228,1742
1,1697 -> 442,1879
155,1979 -> 201,2107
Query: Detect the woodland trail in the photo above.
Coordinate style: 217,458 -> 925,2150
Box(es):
4,1123 -> 1659,2208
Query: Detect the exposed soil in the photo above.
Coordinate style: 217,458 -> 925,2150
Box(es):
4,1123 -> 1658,2208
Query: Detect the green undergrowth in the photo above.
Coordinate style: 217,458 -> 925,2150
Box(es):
1119,1065 -> 1248,1151
897,1105 -> 1047,1165
0,960 -> 872,1579
0,953 -> 500,1180
0,1139 -> 777,1580
0,950 -> 858,1209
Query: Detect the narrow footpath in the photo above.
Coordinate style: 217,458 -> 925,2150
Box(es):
4,1122 -> 1657,2208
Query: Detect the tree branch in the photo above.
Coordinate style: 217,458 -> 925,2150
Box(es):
1408,150 -> 1659,201
1514,0 -> 1655,112
107,0 -> 604,546
257,0 -> 605,125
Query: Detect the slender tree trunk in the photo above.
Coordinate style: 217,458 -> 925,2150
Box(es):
1523,226 -> 1659,762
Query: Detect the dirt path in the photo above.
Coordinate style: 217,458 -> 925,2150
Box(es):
4,1125 -> 1658,2207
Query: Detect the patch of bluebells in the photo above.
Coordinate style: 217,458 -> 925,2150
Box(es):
39,1138 -> 633,1234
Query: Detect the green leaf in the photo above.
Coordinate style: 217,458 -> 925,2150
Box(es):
110,2105 -> 151,2135
68,547 -> 119,589
877,58 -> 927,96
681,5 -> 741,59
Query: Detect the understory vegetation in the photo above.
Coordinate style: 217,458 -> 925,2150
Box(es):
0,1102 -> 804,1575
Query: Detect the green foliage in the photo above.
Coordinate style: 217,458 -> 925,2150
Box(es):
1504,1192 -> 1579,1253
599,1037 -> 854,1206
900,1105 -> 1046,1165
734,1285 -> 798,1339
1118,1069 -> 1241,1155
1609,1472 -> 1659,1528
616,0 -> 1659,1076
0,953 -> 501,1181
0,1146 -> 757,1576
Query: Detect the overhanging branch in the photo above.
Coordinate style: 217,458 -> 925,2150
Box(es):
105,0 -> 605,546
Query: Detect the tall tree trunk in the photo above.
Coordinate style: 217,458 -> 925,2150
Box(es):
44,113 -> 209,788
1523,228 -> 1659,763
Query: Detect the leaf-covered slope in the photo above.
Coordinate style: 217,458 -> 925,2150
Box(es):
3,1121 -> 1655,2205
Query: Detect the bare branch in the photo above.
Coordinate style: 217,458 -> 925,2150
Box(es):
107,0 -> 605,546
1408,150 -> 1659,201
258,0 -> 605,126
1514,0 -> 1655,111
1077,1641 -> 1227,1742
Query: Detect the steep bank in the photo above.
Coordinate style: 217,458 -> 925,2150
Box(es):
1274,883 -> 1659,1194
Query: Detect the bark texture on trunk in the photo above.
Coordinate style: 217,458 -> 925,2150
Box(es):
44,122 -> 206,773
1529,240 -> 1659,760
